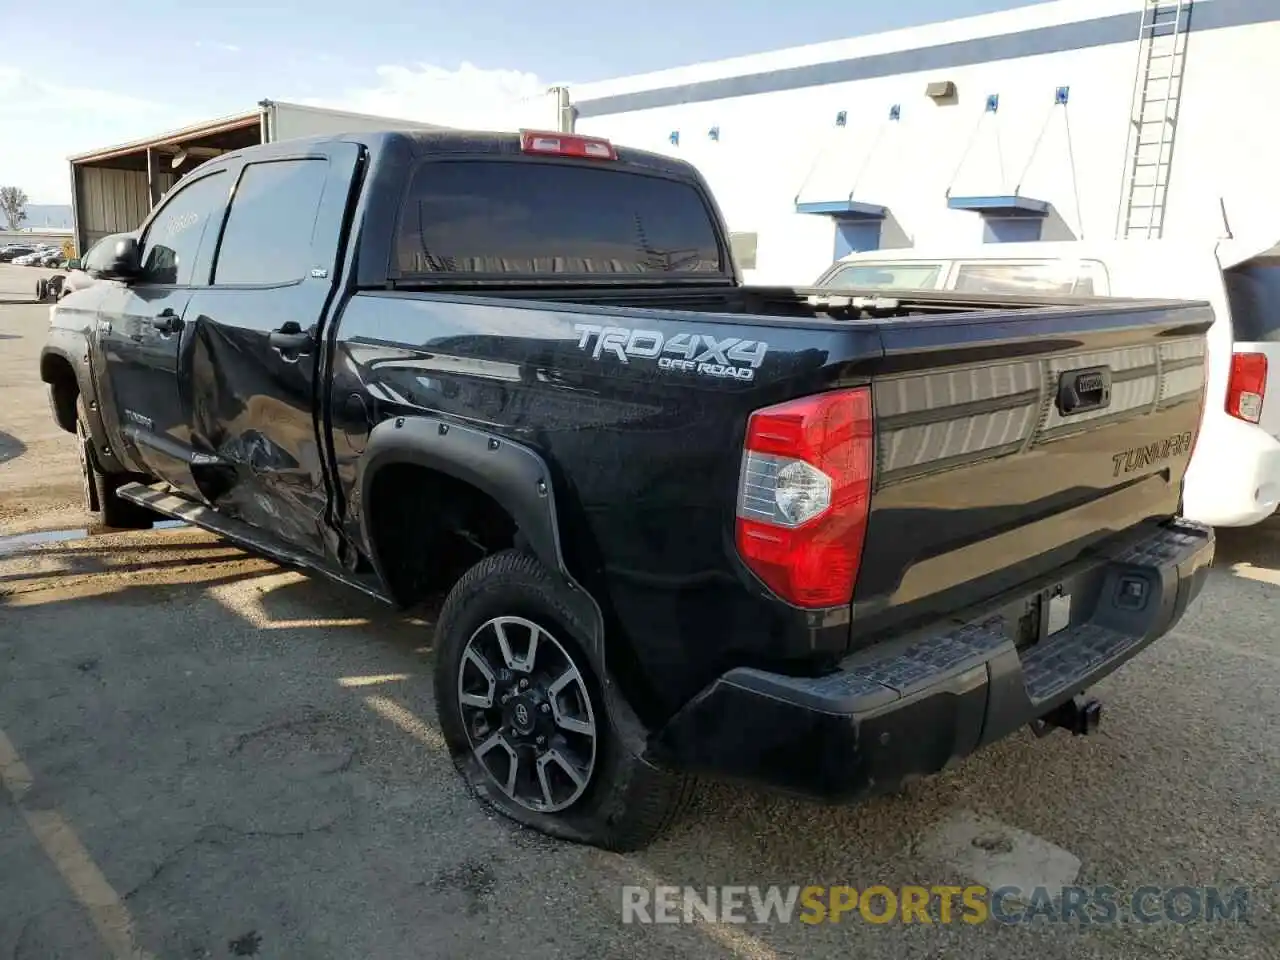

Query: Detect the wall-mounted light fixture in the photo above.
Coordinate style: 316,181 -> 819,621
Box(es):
925,80 -> 957,101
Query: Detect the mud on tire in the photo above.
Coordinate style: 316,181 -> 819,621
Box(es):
433,548 -> 695,851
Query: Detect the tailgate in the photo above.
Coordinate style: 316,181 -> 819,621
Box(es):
853,299 -> 1211,630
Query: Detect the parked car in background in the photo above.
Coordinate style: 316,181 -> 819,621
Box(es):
0,244 -> 38,262
8,244 -> 61,266
815,239 -> 1280,528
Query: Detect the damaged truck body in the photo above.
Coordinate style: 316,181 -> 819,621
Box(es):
41,128 -> 1214,849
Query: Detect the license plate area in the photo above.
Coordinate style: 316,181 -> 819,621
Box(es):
1047,589 -> 1072,636
1013,583 -> 1073,650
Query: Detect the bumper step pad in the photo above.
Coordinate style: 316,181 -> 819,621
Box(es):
655,520 -> 1214,801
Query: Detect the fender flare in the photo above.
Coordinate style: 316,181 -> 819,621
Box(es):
355,416 -> 607,655
39,339 -> 128,476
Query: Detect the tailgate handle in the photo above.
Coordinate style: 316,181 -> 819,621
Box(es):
1057,367 -> 1112,416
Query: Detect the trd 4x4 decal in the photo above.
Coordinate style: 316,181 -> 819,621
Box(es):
573,323 -> 769,382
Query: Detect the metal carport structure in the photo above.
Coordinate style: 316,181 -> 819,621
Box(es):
68,109 -> 262,256
67,100 -> 449,255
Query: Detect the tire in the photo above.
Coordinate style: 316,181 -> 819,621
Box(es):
35,278 -> 47,302
434,548 -> 694,851
75,397 -> 154,530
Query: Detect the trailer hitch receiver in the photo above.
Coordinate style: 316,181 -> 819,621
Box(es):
1030,695 -> 1102,738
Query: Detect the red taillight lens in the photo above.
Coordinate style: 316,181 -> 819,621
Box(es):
735,387 -> 874,608
1226,352 -> 1267,423
519,129 -> 617,160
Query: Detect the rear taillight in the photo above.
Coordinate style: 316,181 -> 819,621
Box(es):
735,387 -> 874,608
519,130 -> 617,160
1226,352 -> 1267,423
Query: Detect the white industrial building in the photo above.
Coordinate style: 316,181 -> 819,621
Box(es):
63,0 -> 1278,283
552,0 -> 1279,283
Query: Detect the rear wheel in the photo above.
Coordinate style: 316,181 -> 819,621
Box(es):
434,549 -> 694,851
75,397 -> 153,530
35,278 -> 48,302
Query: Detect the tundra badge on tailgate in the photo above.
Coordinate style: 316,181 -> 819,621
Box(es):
1111,431 -> 1194,478
572,323 -> 769,382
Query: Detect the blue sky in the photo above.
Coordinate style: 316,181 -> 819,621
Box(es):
2,0 -> 1052,202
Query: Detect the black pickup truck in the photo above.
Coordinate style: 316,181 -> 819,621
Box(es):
41,128 -> 1215,850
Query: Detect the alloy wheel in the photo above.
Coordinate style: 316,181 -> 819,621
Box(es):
457,615 -> 597,813
75,417 -> 95,512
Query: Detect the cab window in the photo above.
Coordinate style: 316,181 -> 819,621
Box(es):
139,171 -> 229,286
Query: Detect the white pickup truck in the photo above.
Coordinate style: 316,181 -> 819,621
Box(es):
816,238 -> 1280,528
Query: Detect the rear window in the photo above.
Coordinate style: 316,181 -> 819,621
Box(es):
820,262 -> 942,290
1223,258 -> 1280,342
952,261 -> 1103,296
395,160 -> 724,277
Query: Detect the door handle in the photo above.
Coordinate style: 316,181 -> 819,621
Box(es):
152,309 -> 181,334
269,322 -> 313,352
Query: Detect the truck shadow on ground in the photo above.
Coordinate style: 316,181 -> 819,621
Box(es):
0,430 -> 25,465
0,537 -> 248,587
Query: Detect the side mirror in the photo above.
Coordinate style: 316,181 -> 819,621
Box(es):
66,258 -> 82,271
100,237 -> 142,281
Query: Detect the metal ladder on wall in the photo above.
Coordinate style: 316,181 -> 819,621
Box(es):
1117,0 -> 1191,239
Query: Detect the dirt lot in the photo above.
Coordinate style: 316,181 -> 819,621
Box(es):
0,263 -> 82,533
0,266 -> 1276,959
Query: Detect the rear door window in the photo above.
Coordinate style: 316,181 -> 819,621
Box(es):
819,262 -> 943,290
1223,258 -> 1280,342
395,160 -> 724,277
213,159 -> 329,285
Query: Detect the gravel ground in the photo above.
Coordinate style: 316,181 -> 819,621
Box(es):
0,272 -> 1275,959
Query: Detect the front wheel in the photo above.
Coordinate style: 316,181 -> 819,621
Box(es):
433,549 -> 694,851
75,397 -> 154,530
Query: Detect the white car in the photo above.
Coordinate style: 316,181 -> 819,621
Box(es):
814,238 -> 1280,528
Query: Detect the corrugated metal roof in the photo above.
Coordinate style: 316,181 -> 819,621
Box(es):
68,109 -> 261,165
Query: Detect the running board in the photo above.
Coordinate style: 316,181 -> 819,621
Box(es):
116,482 -> 392,604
